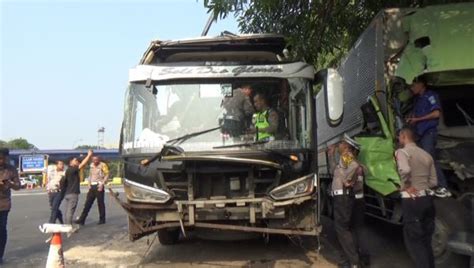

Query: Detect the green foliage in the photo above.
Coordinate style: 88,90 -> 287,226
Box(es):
2,138 -> 35,149
204,0 -> 466,69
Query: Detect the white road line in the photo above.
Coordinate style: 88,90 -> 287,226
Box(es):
12,188 -> 125,196
12,192 -> 47,196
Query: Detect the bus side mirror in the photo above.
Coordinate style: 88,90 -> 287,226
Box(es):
316,68 -> 344,126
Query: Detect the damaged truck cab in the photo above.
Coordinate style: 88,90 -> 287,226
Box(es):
316,3 -> 474,266
117,34 -> 343,243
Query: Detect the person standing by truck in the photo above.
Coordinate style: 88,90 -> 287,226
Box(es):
46,160 -> 65,224
62,150 -> 93,225
75,156 -> 109,225
395,127 -> 437,268
330,134 -> 363,267
406,75 -> 450,198
0,148 -> 20,264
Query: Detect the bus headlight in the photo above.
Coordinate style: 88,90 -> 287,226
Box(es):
270,174 -> 316,200
124,179 -> 171,203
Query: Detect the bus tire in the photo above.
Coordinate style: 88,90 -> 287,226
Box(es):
320,181 -> 333,218
158,228 -> 180,245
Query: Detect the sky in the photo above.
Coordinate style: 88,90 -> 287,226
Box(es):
0,0 -> 239,149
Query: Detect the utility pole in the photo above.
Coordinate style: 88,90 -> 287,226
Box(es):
97,127 -> 105,149
201,1 -> 245,36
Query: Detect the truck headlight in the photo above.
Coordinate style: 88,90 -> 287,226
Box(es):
270,174 -> 316,200
124,179 -> 171,203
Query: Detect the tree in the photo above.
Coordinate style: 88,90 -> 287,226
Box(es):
6,138 -> 35,149
0,140 -> 6,148
204,0 -> 465,69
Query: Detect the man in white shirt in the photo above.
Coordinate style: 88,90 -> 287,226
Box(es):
46,160 -> 65,223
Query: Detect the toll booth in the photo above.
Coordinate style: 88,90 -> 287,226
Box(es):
19,154 -> 49,188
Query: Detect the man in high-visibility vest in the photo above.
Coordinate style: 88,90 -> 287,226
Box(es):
249,93 -> 279,141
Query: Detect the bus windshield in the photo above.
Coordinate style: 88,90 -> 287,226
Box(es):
121,79 -> 312,154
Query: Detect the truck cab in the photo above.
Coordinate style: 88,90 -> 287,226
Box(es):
315,3 -> 474,266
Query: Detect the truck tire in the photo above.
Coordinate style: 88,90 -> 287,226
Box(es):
432,198 -> 470,267
157,228 -> 180,245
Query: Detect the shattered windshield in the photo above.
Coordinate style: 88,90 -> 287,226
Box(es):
121,79 -> 312,154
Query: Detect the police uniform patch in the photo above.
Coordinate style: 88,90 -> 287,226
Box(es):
428,96 -> 436,105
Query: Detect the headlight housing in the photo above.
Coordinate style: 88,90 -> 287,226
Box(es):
270,173 -> 316,200
124,179 -> 171,203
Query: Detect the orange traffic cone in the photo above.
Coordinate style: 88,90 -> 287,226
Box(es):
46,233 -> 65,268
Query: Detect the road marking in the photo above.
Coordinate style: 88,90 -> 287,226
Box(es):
13,192 -> 47,196
12,188 -> 125,196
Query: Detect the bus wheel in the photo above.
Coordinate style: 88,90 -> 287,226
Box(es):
158,228 -> 180,245
320,181 -> 333,218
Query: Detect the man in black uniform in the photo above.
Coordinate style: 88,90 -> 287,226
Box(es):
396,128 -> 437,268
329,134 -> 363,268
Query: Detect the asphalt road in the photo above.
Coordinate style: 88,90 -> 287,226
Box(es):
2,187 -> 415,267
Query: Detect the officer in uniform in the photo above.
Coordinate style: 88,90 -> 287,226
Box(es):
330,134 -> 363,267
249,93 -> 279,141
351,148 -> 370,266
395,127 -> 437,268
221,84 -> 255,137
75,156 -> 109,225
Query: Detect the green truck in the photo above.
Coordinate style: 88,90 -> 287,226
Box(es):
316,3 -> 473,266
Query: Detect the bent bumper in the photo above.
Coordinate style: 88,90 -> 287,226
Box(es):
109,188 -> 321,240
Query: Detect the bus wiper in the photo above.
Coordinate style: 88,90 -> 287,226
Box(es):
213,140 -> 268,149
141,126 -> 222,166
169,126 -> 222,145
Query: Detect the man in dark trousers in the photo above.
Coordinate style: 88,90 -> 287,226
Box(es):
396,127 -> 437,268
407,75 -> 449,198
0,148 -> 20,264
75,156 -> 109,225
329,134 -> 363,268
62,150 -> 93,225
46,160 -> 66,223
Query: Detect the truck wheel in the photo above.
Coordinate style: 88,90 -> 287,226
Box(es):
432,198 -> 469,267
157,228 -> 180,245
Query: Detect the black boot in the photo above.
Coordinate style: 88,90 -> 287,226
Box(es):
74,216 -> 85,225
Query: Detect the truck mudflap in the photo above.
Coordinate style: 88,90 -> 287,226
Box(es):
108,188 -> 321,241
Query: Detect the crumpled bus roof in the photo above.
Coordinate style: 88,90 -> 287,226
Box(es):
395,3 -> 474,85
139,33 -> 288,65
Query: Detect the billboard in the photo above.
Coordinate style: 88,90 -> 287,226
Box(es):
20,155 -> 47,173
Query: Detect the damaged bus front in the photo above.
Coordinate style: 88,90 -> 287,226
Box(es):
115,35 -> 343,243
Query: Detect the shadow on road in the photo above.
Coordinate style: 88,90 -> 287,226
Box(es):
141,232 -> 328,267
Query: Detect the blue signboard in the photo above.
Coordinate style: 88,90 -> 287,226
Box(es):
21,155 -> 46,172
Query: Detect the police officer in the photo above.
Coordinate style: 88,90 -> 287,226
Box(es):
249,93 -> 279,141
221,84 -> 255,136
351,148 -> 370,266
0,148 -> 20,264
406,75 -> 449,198
75,156 -> 109,225
330,134 -> 363,268
395,127 -> 437,268
46,160 -> 66,224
